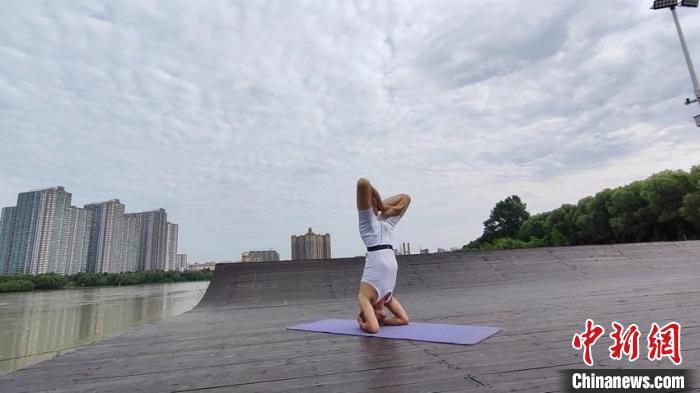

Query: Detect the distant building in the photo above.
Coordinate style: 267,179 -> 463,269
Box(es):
188,261 -> 216,271
85,199 -> 126,273
291,228 -> 331,260
175,254 -> 187,271
399,242 -> 411,255
121,213 -> 143,272
8,187 -> 73,274
124,209 -> 168,271
166,222 -> 179,271
0,187 -> 178,275
242,249 -> 279,262
0,187 -> 93,275
60,206 -> 92,275
420,248 -> 429,255
437,248 -> 447,253
142,209 -> 168,271
0,207 -> 17,274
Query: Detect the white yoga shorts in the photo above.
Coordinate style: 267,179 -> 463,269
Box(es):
358,208 -> 401,304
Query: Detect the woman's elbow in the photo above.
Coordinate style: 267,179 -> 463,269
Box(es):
365,322 -> 380,334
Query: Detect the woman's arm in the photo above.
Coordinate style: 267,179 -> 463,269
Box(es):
382,296 -> 410,326
357,293 -> 380,333
380,194 -> 411,219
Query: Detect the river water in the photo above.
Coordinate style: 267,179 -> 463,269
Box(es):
0,281 -> 209,375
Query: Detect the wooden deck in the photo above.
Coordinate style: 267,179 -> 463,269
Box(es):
1,241 -> 699,392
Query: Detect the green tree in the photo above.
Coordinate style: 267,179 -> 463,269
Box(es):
481,195 -> 530,242
548,227 -> 568,246
640,170 -> 693,240
680,191 -> 700,234
607,182 -> 646,243
0,273 -> 34,283
0,280 -> 34,292
546,204 -> 580,245
518,213 -> 549,242
465,166 -> 700,251
33,273 -> 69,289
576,191 -> 613,244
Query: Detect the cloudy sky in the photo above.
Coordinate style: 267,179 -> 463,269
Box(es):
1,1 -> 699,261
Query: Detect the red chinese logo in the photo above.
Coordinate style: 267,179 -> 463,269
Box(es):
572,319 -> 605,366
573,320 -> 682,366
647,322 -> 682,365
609,321 -> 640,361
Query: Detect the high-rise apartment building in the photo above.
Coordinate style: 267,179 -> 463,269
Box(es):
121,213 -> 143,273
85,199 -> 125,273
291,228 -> 331,260
166,222 -> 178,271
59,206 -> 92,275
2,187 -> 73,274
0,207 -> 17,274
108,209 -> 175,273
241,249 -> 279,262
1,188 -> 93,275
143,209 -> 168,271
124,209 -> 168,271
175,254 -> 187,271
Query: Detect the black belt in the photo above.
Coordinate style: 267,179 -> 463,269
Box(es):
367,244 -> 393,252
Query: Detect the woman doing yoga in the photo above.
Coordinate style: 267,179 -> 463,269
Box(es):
356,178 -> 411,333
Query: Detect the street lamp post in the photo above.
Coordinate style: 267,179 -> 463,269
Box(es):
652,0 -> 700,126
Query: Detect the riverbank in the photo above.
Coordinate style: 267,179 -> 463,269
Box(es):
0,270 -> 213,292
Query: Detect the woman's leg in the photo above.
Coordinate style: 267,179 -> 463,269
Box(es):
356,178 -> 372,210
382,193 -> 409,207
381,194 -> 411,219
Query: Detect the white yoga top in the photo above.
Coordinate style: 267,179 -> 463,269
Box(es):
358,208 -> 401,305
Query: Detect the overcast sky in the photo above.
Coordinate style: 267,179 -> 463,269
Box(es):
1,1 -> 699,261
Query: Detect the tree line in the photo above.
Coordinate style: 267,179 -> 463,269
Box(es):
465,166 -> 700,250
0,269 -> 213,293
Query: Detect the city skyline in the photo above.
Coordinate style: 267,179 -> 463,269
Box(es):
0,186 -> 181,275
0,184 -> 448,266
2,2 -> 700,262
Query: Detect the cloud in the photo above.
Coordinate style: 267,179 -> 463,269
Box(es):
1,0 -> 699,260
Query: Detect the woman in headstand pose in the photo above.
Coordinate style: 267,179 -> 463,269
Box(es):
356,178 -> 411,333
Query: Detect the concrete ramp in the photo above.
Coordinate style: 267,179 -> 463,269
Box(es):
197,241 -> 700,308
2,242 -> 699,392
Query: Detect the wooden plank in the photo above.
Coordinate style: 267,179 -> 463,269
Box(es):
0,241 -> 698,393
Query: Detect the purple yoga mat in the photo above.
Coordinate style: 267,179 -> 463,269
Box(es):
287,319 -> 501,345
